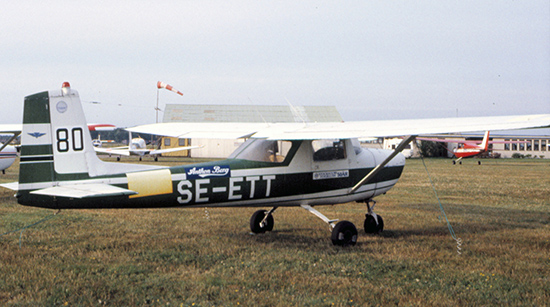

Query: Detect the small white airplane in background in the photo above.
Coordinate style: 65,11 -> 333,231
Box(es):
89,123 -> 116,147
91,134 -> 115,148
93,131 -> 201,161
0,142 -> 18,174
2,82 -> 549,246
0,124 -> 21,174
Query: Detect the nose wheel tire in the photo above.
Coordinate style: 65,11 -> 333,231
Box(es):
250,210 -> 274,233
331,221 -> 358,246
364,214 -> 384,234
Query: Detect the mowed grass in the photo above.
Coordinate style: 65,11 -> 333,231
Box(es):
1,157 -> 549,306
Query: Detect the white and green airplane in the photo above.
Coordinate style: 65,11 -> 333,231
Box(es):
1,82 -> 549,246
0,124 -> 21,174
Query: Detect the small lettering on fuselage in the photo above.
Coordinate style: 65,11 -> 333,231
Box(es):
313,170 -> 349,180
177,175 -> 276,204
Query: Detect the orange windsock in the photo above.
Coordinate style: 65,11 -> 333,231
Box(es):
157,81 -> 183,96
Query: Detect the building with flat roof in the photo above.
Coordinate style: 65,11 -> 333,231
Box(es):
492,135 -> 550,158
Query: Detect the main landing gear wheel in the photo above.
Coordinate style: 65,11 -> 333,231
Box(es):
363,199 -> 384,234
364,214 -> 384,234
331,221 -> 358,246
250,210 -> 274,234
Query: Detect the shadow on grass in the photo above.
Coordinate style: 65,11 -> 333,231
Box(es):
215,200 -> 549,250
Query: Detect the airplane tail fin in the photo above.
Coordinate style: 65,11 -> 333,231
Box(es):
19,82 -> 104,185
19,82 -> 159,187
480,131 -> 490,151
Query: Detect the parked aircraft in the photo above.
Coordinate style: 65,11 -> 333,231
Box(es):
93,131 -> 201,161
0,124 -> 21,174
418,131 -> 529,164
0,143 -> 17,174
91,134 -> 114,148
1,83 -> 549,245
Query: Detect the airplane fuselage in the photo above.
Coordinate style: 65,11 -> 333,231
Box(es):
15,139 -> 405,210
129,137 -> 148,156
453,147 -> 484,159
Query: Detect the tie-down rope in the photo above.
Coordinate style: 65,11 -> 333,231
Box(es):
0,210 -> 61,248
417,145 -> 462,255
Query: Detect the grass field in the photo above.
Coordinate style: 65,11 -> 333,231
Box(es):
1,157 -> 549,306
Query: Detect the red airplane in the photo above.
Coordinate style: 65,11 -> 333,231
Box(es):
418,131 -> 528,164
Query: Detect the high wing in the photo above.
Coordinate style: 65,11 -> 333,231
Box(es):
141,145 -> 203,155
416,137 -> 531,144
94,147 -> 132,156
127,122 -> 266,139
127,114 -> 550,140
0,124 -> 22,152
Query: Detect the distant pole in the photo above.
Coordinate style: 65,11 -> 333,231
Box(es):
156,89 -> 160,124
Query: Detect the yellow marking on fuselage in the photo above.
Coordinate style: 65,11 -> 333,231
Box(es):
127,169 -> 173,198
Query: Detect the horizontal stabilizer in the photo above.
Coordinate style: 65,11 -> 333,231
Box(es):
0,182 -> 18,191
30,183 -> 137,199
94,147 -> 132,156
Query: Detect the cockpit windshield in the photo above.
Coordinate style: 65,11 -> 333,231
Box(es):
229,139 -> 294,163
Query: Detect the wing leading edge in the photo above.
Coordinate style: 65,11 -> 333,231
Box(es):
127,114 -> 550,140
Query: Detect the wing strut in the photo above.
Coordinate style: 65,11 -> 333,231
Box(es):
349,135 -> 417,194
0,132 -> 21,152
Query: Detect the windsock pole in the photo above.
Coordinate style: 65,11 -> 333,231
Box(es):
156,89 -> 160,124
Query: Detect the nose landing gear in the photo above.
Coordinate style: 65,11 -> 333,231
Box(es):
250,208 -> 277,233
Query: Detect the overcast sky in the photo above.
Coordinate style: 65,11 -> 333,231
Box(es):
1,1 -> 549,127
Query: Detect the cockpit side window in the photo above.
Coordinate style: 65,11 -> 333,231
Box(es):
312,139 -> 346,161
229,139 -> 293,163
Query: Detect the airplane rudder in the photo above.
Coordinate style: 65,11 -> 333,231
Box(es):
47,83 -> 96,177
482,131 -> 490,151
19,91 -> 55,184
